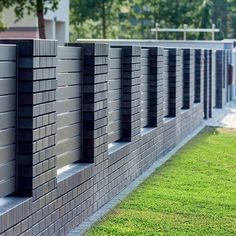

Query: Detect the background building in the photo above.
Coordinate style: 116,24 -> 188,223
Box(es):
0,0 -> 69,45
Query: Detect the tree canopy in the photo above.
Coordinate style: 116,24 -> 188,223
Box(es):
0,0 -> 59,38
70,0 -> 236,41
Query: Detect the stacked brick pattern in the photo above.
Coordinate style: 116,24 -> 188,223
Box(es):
182,49 -> 194,109
148,47 -> 164,128
79,43 -> 109,163
194,49 -> 202,103
173,49 -> 183,142
216,50 -> 224,108
209,50 -> 213,118
180,49 -> 196,139
204,50 -> 210,119
0,39 -> 57,198
79,43 -> 110,211
139,47 -> 164,174
0,39 -> 57,235
163,49 -> 169,117
0,45 -> 17,198
140,48 -> 149,128
212,50 -> 217,108
107,47 -> 122,144
168,48 -> 182,117
0,40 -> 231,236
225,50 -> 232,102
163,48 -> 181,155
121,46 -> 141,142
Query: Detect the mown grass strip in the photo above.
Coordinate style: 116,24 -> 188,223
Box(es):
86,128 -> 236,236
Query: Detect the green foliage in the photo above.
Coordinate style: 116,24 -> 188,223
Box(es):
197,0 -> 214,39
86,127 -> 236,235
0,0 -> 59,18
70,0 -> 236,41
0,0 -> 59,38
70,0 -> 125,40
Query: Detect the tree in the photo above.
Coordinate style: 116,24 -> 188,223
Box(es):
196,0 -> 213,40
0,0 -> 59,39
0,5 -> 6,31
69,0 -> 235,41
119,0 -> 200,40
224,0 -> 236,38
70,0 -> 126,40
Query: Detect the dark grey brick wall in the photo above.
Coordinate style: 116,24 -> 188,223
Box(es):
212,50 -> 216,108
121,46 -> 141,143
209,50 -> 213,118
108,47 -> 122,144
163,49 -> 169,117
140,48 -> 149,128
225,49 -> 233,102
204,50 -> 210,119
216,50 -> 224,108
194,49 -> 202,103
182,49 -> 194,109
0,40 -> 231,236
0,45 -> 17,198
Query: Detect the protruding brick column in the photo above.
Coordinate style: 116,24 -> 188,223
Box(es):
77,43 -> 109,163
216,50 -> 224,108
204,50 -> 210,119
149,47 -> 164,127
121,46 -> 141,142
168,48 -> 182,117
0,39 -> 57,199
208,50 -> 213,118
194,49 -> 202,103
183,49 -> 195,109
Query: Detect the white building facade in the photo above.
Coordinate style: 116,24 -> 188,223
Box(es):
0,0 -> 69,45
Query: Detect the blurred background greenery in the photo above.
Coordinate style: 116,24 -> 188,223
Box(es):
70,0 -> 236,41
1,0 -> 236,41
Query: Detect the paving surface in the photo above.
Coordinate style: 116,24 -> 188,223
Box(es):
207,101 -> 236,128
69,100 -> 236,236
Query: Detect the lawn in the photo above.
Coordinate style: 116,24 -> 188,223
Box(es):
86,127 -> 236,236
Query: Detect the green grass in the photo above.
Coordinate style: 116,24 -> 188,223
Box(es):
86,128 -> 236,236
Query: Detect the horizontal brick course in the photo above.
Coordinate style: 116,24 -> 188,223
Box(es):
0,40 -> 232,235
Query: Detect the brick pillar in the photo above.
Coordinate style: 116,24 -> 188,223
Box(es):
0,39 -> 57,200
216,50 -> 224,108
168,48 -> 182,117
149,47 -> 164,127
200,50 -> 205,110
194,49 -> 201,103
204,50 -> 210,119
209,50 -> 213,118
78,43 -> 109,165
121,46 -> 141,142
72,43 -> 109,211
190,49 -> 195,108
183,49 -> 195,109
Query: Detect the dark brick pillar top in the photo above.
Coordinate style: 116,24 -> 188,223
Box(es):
0,39 -> 57,199
121,46 -> 141,142
78,43 -> 109,163
167,48 -> 182,117
183,49 -> 195,109
204,49 -> 210,119
216,50 -> 224,108
209,50 -> 213,118
148,47 -> 164,127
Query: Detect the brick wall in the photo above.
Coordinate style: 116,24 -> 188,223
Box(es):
0,39 -> 231,236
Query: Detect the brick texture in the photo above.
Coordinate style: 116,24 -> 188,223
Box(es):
0,40 -> 231,236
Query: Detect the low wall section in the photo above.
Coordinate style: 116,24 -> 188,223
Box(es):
0,39 -> 231,235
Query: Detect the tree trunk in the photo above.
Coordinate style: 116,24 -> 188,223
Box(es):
102,0 -> 106,39
36,0 -> 46,39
